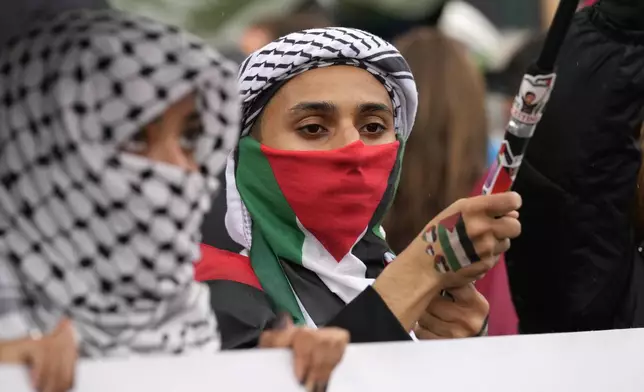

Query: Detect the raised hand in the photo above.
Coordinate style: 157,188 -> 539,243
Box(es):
421,192 -> 522,287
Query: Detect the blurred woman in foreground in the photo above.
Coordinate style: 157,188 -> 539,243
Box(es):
0,9 -> 348,392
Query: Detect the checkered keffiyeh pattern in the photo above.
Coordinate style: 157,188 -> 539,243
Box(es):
237,27 -> 418,140
0,9 -> 240,356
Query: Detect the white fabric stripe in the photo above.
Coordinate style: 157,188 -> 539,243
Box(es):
446,228 -> 472,269
293,291 -> 317,329
297,220 -> 373,305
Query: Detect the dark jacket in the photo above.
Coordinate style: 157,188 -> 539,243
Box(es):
506,4 -> 644,333
195,245 -> 411,349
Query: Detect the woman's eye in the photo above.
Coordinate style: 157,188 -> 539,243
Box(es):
297,124 -> 327,136
362,123 -> 386,134
181,124 -> 203,151
122,130 -> 148,153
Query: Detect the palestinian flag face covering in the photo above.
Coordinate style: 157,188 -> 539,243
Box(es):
227,28 -> 418,325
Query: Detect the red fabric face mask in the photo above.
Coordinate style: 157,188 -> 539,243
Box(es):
258,139 -> 400,261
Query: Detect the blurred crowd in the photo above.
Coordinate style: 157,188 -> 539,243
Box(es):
3,0 -> 644,391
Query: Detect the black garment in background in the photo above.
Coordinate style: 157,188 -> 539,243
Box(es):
506,6 -> 644,334
201,171 -> 243,253
329,0 -> 447,42
0,0 -> 108,47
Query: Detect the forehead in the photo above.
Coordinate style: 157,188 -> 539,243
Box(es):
269,66 -> 393,110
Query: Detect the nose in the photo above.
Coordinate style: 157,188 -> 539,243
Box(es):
147,139 -> 199,172
328,125 -> 360,150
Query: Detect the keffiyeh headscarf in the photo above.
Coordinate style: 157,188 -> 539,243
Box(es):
0,9 -> 240,356
226,27 -> 417,326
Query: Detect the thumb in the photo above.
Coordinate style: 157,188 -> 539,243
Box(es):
52,318 -> 73,336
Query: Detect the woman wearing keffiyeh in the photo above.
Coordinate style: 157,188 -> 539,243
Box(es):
0,9 -> 349,392
197,27 -> 522,348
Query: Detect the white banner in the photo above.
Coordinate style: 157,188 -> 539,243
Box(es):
2,328 -> 643,391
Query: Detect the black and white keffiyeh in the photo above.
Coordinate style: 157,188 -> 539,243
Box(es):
0,9 -> 240,356
237,27 -> 417,139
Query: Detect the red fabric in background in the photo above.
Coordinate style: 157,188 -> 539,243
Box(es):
195,244 -> 263,290
472,177 -> 519,335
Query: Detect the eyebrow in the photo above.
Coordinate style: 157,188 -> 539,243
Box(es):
288,101 -> 393,116
289,101 -> 336,115
358,102 -> 393,116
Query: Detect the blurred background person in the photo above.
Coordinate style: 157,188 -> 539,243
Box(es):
238,12 -> 331,56
384,28 -> 487,262
385,27 -> 518,336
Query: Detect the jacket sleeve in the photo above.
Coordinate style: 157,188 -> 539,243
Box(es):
325,286 -> 412,342
207,280 -> 411,349
506,8 -> 644,333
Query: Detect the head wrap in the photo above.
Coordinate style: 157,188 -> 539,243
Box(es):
227,27 -> 417,326
0,9 -> 240,356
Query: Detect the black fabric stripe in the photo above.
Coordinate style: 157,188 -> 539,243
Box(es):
352,228 -> 388,279
361,49 -> 400,61
280,260 -> 345,326
455,215 -> 480,262
205,280 -> 277,349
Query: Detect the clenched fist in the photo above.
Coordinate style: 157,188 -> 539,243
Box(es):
422,192 -> 522,287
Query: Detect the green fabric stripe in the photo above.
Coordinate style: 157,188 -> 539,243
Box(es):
236,137 -> 306,324
437,225 -> 461,272
370,136 -> 405,237
237,137 -> 305,263
249,226 -> 306,325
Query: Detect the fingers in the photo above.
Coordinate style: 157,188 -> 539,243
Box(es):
417,313 -> 470,339
464,192 -> 522,217
258,314 -> 295,349
491,216 -> 522,240
59,336 -> 78,392
412,324 -> 442,340
29,344 -> 47,392
42,350 -> 62,392
33,319 -> 79,392
0,338 -> 34,363
442,257 -> 499,288
292,328 -> 349,392
291,329 -> 315,386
